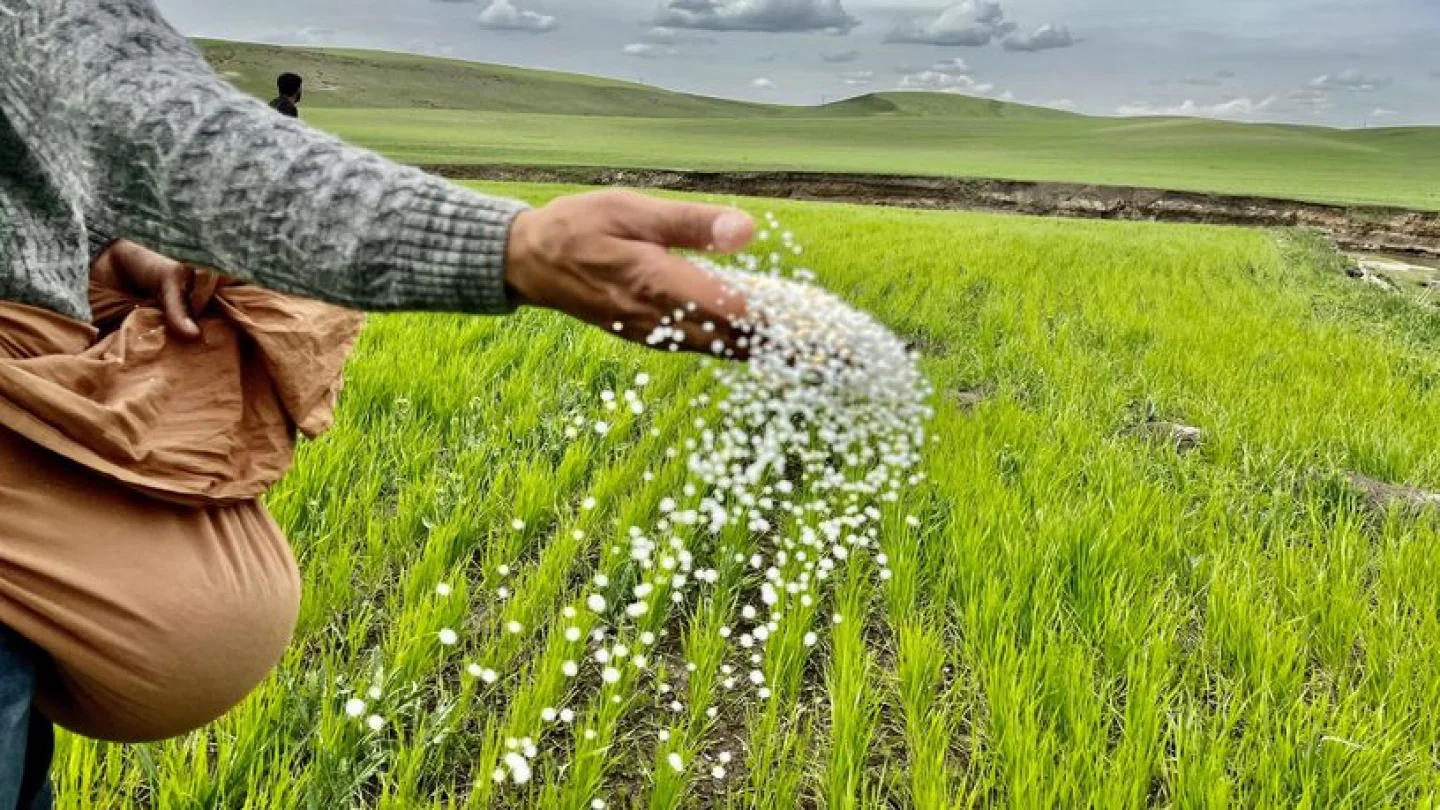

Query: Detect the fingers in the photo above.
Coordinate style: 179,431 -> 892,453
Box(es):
158,266 -> 201,339
613,247 -> 751,357
617,194 -> 756,254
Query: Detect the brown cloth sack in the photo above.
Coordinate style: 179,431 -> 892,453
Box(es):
0,270 -> 364,742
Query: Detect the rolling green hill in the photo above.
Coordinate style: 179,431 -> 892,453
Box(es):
199,40 -> 1440,209
199,40 -> 1082,121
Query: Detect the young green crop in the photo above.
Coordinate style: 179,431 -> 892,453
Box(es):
53,184 -> 1440,808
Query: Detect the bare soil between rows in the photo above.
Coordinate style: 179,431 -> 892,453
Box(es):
421,164 -> 1440,258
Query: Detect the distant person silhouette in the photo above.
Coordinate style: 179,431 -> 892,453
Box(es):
269,73 -> 302,118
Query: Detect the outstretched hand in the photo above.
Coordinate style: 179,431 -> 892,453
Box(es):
504,190 -> 755,356
90,239 -> 201,339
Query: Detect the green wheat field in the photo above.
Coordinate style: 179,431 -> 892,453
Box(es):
49,44 -> 1440,809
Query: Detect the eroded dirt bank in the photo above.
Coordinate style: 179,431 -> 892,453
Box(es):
421,164 -> 1440,258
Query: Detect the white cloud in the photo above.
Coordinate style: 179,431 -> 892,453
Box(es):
898,69 -> 994,95
1002,23 -> 1075,52
1371,107 -> 1398,117
885,1 -> 1015,46
1309,68 -> 1391,91
1116,95 -> 1279,120
752,77 -> 776,88
822,50 -> 861,63
1047,98 -> 1077,111
640,26 -> 715,45
623,43 -> 678,58
840,70 -> 874,86
476,0 -> 557,32
656,0 -> 859,34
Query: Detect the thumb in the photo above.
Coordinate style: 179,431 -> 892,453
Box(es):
159,267 -> 200,339
631,197 -> 755,253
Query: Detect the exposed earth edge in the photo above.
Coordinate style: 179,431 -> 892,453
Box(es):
420,164 -> 1440,258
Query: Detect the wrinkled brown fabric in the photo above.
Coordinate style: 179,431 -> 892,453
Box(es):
0,271 -> 363,742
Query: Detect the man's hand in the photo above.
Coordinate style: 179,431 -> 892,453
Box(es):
505,190 -> 756,355
91,240 -> 201,339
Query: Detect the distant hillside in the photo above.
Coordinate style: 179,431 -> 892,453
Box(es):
197,40 -> 1440,210
203,40 -> 790,117
198,40 -> 1073,120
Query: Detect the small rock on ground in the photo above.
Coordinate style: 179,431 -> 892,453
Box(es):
1136,422 -> 1205,454
1345,472 -> 1440,514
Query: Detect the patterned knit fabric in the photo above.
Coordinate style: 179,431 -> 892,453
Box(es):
0,0 -> 527,321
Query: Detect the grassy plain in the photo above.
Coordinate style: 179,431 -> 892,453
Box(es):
200,41 -> 1440,210
53,184 -> 1440,808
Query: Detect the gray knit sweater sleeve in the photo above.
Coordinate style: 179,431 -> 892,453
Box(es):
0,0 -> 526,318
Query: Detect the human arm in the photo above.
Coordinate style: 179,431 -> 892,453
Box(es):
0,0 -> 751,349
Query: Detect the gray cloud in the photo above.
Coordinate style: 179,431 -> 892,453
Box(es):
752,76 -> 776,88
1002,24 -> 1075,52
476,0 -> 557,32
1176,74 -> 1221,86
640,26 -> 716,45
1309,68 -> 1391,91
840,70 -> 874,86
885,1 -> 1014,47
821,50 -> 861,63
1216,70 -> 1237,79
929,57 -> 970,75
655,0 -> 860,34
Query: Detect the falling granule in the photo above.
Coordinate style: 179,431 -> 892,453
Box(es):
505,752 -> 533,785
344,698 -> 366,718
366,714 -> 385,731
466,663 -> 483,678
367,686 -> 382,700
479,668 -> 499,684
435,583 -> 452,597
511,518 -> 526,531
399,217 -> 932,795
506,621 -> 523,634
438,628 -> 459,646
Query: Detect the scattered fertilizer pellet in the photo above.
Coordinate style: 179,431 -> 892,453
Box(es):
380,218 -> 931,795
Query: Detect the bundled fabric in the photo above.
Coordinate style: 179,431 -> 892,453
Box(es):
0,270 -> 363,742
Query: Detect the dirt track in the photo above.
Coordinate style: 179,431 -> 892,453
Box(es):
420,164 -> 1440,257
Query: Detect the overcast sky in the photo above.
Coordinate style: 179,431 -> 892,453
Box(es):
155,0 -> 1440,127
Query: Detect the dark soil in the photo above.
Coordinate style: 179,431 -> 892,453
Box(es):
420,164 -> 1440,258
